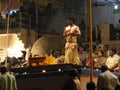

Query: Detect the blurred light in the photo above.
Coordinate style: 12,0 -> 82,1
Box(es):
58,68 -> 61,72
23,72 -> 27,75
42,70 -> 46,73
7,48 -> 11,52
7,47 -> 23,58
8,9 -> 20,16
114,4 -> 118,9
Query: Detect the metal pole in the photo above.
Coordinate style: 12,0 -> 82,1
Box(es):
89,0 -> 93,82
5,14 -> 10,67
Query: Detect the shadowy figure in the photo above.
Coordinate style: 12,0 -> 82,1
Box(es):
97,65 -> 119,90
86,81 -> 96,90
0,66 -> 17,90
61,69 -> 81,90
115,75 -> 120,90
44,3 -> 53,17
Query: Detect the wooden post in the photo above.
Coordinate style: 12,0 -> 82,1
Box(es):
89,0 -> 93,82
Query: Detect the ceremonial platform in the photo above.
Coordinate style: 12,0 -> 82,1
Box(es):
10,64 -> 81,74
10,64 -> 120,90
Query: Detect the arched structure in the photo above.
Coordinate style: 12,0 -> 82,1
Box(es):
31,34 -> 65,56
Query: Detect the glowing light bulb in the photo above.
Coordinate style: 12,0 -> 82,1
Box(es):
114,4 -> 118,10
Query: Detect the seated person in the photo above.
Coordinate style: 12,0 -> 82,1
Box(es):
57,55 -> 65,64
78,45 -> 88,67
94,50 -> 107,68
86,53 -> 97,67
106,48 -> 120,71
86,54 -> 91,67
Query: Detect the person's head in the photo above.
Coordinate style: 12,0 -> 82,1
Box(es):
104,44 -> 109,51
109,48 -> 117,57
67,17 -> 75,25
0,66 -> 8,74
52,49 -> 61,58
86,53 -> 90,60
79,45 -> 86,52
97,50 -> 104,58
86,81 -> 96,90
100,65 -> 108,72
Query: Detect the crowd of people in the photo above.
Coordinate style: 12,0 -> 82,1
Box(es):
52,44 -> 120,72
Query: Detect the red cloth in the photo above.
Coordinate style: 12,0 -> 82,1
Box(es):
86,60 -> 91,67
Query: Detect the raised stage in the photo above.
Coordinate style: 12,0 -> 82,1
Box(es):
10,64 -> 82,74
9,64 -> 120,90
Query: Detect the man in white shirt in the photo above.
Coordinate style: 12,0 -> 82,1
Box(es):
97,65 -> 119,90
106,48 -> 120,70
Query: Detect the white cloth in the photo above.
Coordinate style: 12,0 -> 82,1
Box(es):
97,70 -> 119,90
0,73 -> 17,90
64,24 -> 81,65
106,54 -> 120,69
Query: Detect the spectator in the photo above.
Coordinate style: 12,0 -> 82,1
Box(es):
97,65 -> 119,90
52,49 -> 61,59
106,48 -> 120,70
103,44 -> 109,57
94,50 -> 107,68
78,45 -> 88,66
0,66 -> 17,90
57,49 -> 65,64
86,52 -> 97,68
61,69 -> 81,90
